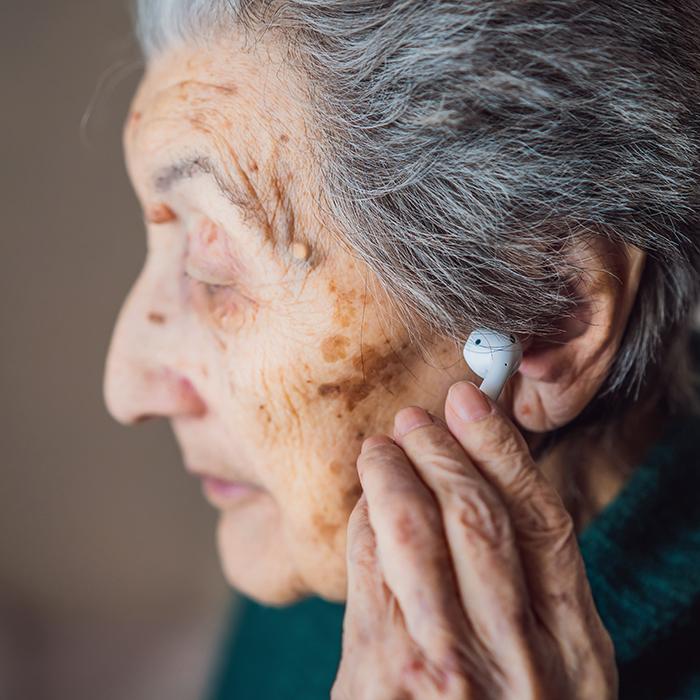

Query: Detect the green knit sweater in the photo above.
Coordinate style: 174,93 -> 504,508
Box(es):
210,413 -> 700,699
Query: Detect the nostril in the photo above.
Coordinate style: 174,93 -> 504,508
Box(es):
178,377 -> 208,417
104,365 -> 208,425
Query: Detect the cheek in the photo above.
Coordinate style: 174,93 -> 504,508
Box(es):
259,337 -> 406,449
222,336 -> 379,484
307,476 -> 364,549
316,341 -> 410,416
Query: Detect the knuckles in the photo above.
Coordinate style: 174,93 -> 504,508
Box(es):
357,441 -> 411,480
449,481 -> 513,547
463,408 -> 529,463
333,644 -> 474,700
382,494 -> 445,548
346,515 -> 377,573
516,489 -> 576,549
400,422 -> 465,464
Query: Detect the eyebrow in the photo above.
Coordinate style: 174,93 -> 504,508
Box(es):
152,155 -> 253,213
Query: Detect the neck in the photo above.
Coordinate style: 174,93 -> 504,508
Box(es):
530,399 -> 667,532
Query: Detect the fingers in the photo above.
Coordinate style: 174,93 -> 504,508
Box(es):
343,490 -> 481,700
341,496 -> 416,700
347,386 -> 616,698
442,382 -> 611,664
444,382 -> 576,561
357,439 -> 473,662
345,494 -> 391,638
391,408 -> 539,680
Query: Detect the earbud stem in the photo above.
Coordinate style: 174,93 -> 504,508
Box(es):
478,361 -> 512,402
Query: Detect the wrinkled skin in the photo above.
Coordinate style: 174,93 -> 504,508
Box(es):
105,38 -> 625,697
105,42 -> 470,603
333,386 -> 616,699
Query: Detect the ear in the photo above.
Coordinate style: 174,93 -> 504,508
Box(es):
508,238 -> 646,433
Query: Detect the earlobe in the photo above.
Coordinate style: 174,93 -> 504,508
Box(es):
510,240 -> 646,433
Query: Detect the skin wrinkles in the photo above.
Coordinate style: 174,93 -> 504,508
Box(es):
132,82 -> 285,256
105,31 -> 661,700
109,39 -> 472,604
163,78 -> 304,256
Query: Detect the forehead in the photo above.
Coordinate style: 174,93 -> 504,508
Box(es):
124,39 -> 303,195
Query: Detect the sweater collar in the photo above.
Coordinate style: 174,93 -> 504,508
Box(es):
579,413 -> 700,664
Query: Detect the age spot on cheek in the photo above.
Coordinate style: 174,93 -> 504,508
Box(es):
318,383 -> 341,397
316,343 -> 405,411
320,335 -> 350,363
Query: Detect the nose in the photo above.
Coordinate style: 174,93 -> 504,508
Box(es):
104,261 -> 207,425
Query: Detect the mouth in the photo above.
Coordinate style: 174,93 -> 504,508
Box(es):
202,475 -> 260,499
187,468 -> 264,505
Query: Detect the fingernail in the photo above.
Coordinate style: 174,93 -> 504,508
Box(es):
394,406 -> 433,437
448,382 -> 491,422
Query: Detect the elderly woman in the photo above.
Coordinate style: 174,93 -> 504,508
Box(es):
104,0 -> 700,698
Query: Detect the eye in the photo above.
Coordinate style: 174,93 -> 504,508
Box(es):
185,273 -> 237,305
184,261 -> 236,289
183,261 -> 254,317
183,220 -> 259,313
204,282 -> 224,296
196,277 -> 228,297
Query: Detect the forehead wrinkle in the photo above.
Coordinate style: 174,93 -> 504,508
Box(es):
172,78 -> 238,98
138,67 -> 299,252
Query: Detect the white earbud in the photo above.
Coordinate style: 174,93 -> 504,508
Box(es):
462,329 -> 523,401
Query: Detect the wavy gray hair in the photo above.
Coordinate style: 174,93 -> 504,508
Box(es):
135,0 -> 700,413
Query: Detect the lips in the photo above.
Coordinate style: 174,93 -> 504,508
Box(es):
174,424 -> 263,503
202,475 -> 258,499
186,467 -> 264,505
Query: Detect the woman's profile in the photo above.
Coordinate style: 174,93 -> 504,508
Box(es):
105,1 -> 700,697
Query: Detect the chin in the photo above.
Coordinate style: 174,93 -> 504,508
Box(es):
216,507 -> 348,606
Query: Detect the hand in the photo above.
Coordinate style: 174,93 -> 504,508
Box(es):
332,381 -> 616,700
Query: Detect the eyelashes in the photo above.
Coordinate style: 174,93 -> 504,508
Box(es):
184,261 -> 237,288
184,263 -> 256,317
180,217 -> 266,315
184,267 -> 241,303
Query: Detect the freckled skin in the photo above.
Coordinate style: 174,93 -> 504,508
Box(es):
105,38 -> 475,604
144,202 -> 175,224
321,335 -> 351,362
148,311 -> 166,324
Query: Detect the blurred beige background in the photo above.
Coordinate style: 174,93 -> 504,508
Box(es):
0,1 -> 232,698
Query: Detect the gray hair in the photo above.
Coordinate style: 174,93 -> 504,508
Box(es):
135,0 -> 700,414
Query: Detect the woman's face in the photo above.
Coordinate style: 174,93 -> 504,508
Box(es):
105,39 -> 470,604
